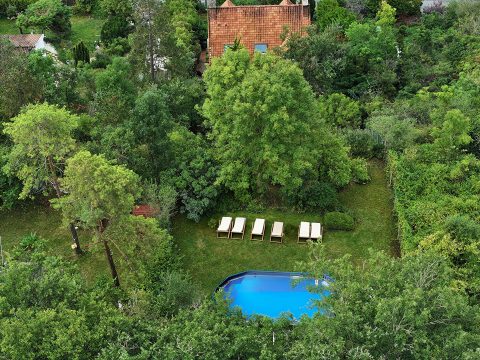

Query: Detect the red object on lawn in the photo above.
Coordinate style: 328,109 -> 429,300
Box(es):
132,204 -> 157,218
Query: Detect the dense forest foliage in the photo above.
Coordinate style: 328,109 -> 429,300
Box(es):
1,0 -> 480,358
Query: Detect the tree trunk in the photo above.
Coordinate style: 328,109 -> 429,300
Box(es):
147,6 -> 155,82
99,221 -> 120,287
47,155 -> 82,254
69,223 -> 82,254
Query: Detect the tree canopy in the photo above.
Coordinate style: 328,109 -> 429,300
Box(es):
3,103 -> 78,199
16,0 -> 71,34
203,49 -> 352,203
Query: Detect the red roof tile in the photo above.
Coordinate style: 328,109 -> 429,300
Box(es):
208,3 -> 310,58
1,34 -> 42,49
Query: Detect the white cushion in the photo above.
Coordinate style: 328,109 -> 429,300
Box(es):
299,221 -> 310,238
311,222 -> 322,239
252,218 -> 265,235
231,217 -> 246,233
271,222 -> 284,237
217,217 -> 232,232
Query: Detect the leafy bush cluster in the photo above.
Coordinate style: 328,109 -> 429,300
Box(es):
323,211 -> 355,230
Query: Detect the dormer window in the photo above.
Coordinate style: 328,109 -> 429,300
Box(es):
254,44 -> 268,54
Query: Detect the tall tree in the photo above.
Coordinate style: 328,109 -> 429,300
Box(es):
93,57 -> 136,125
0,40 -> 42,120
2,103 -> 82,253
130,0 -> 197,81
282,26 -> 348,95
294,245 -> 480,358
52,150 -> 140,286
16,0 -> 71,35
315,0 -> 356,30
202,50 -> 352,203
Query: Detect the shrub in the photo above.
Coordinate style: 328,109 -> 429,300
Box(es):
316,0 -> 356,30
100,14 -> 133,45
324,211 -> 355,230
72,41 -> 90,66
367,114 -> 418,153
19,233 -> 42,251
295,181 -> 339,211
6,3 -> 16,17
90,51 -> 112,68
351,158 -> 370,183
343,128 -> 379,158
16,0 -> 71,35
104,37 -> 131,56
142,181 -> 177,229
150,270 -> 196,317
366,0 -> 422,16
73,0 -> 97,15
0,0 -> 36,17
318,93 -> 362,129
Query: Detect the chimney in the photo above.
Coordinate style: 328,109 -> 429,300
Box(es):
207,0 -> 216,8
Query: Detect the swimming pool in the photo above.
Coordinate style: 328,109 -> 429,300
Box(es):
218,271 -> 330,319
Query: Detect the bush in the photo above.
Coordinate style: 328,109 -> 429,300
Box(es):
0,0 -> 36,17
367,114 -> 418,153
351,158 -> 370,183
104,37 -> 131,56
366,0 -> 422,16
100,14 -> 133,45
295,181 -> 339,211
72,41 -> 90,66
142,181 -> 177,229
6,3 -> 16,17
318,93 -> 362,129
16,0 -> 71,35
343,128 -> 380,158
149,270 -> 196,317
324,211 -> 355,230
316,0 -> 356,30
90,51 -> 112,68
73,0 -> 97,15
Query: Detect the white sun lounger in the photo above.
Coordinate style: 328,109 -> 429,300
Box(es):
230,217 -> 246,239
310,222 -> 323,242
217,216 -> 232,238
269,221 -> 284,243
250,218 -> 265,241
298,221 -> 310,243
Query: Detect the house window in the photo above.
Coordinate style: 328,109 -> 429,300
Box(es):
254,44 -> 268,54
224,44 -> 233,52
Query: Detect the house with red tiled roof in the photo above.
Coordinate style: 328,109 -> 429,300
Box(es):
1,34 -> 45,51
207,0 -> 310,58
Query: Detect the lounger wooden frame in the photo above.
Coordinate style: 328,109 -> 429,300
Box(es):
230,217 -> 246,239
216,217 -> 232,239
269,221 -> 284,243
250,219 -> 265,241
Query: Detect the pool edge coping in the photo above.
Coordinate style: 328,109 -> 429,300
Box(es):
215,270 -> 313,294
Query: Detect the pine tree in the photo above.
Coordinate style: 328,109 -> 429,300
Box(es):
72,41 -> 90,66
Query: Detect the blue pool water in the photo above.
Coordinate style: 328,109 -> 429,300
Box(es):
220,271 -> 330,319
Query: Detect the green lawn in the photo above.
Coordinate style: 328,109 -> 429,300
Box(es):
68,16 -> 104,50
0,18 -> 19,34
0,16 -> 103,50
0,203 -> 108,283
0,161 -> 395,293
173,160 -> 396,294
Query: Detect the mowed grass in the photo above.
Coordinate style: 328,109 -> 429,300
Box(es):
0,203 -> 109,283
0,161 -> 395,292
0,16 -> 103,50
0,18 -> 18,34
68,16 -> 103,50
173,160 -> 396,294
